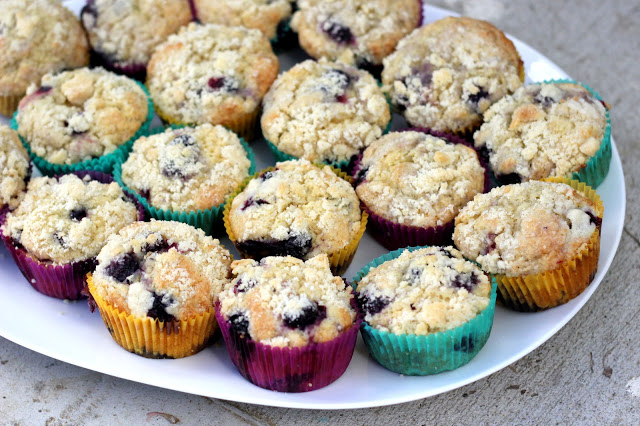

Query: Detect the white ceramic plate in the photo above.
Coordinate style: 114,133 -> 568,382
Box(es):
0,2 -> 625,410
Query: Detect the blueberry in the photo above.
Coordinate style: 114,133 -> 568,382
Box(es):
440,247 -> 456,259
585,211 -> 602,228
406,267 -> 422,285
259,170 -> 274,181
170,134 -> 196,147
534,93 -> 555,107
236,233 -> 313,260
207,76 -> 239,93
53,232 -> 67,248
466,86 -> 490,113
35,86 -> 52,95
142,236 -> 171,253
324,69 -> 352,88
450,273 -> 479,292
240,197 -> 270,211
283,303 -> 326,330
69,206 -> 88,221
80,1 -> 98,24
454,334 -> 476,352
146,292 -> 175,322
480,232 -> 497,255
139,188 -> 151,201
495,172 -> 522,185
104,252 -> 140,283
233,278 -> 257,294
322,21 -> 354,45
357,292 -> 391,316
228,313 -> 250,339
354,166 -> 369,186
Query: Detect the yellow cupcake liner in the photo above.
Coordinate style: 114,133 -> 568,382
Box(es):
0,94 -> 22,117
87,274 -> 217,358
495,177 -> 604,311
223,164 -> 368,275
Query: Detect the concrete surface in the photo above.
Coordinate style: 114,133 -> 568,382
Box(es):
1,0 -> 639,424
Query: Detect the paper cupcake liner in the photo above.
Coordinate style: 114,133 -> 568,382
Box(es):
352,128 -> 491,250
352,246 -> 497,375
10,81 -> 154,176
87,275 -> 217,358
223,164 -> 368,275
0,93 -> 22,117
495,177 -> 604,312
113,125 -> 255,236
215,299 -> 362,392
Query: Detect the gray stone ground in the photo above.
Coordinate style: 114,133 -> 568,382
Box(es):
2,0 -> 640,424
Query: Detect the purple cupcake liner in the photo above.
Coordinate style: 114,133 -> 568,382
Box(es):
352,128 -> 490,250
0,171 -> 145,300
216,299 -> 363,392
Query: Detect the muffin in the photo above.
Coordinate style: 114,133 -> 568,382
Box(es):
0,0 -> 89,116
453,179 -> 603,311
147,23 -> 279,139
13,67 -> 152,176
217,254 -> 360,391
0,125 -> 30,214
291,0 -> 421,72
353,246 -> 496,375
224,160 -> 367,275
0,172 -> 143,299
192,0 -> 294,42
87,220 -> 233,358
353,130 -> 487,249
261,59 -> 390,169
81,0 -> 193,80
115,124 -> 254,235
382,17 -> 524,135
474,81 -> 611,188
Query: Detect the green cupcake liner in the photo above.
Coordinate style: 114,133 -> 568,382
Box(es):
10,81 -> 155,177
112,125 -> 256,236
352,246 -> 498,376
540,79 -> 612,188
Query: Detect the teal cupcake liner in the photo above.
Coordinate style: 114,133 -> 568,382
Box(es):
352,246 -> 498,376
10,81 -> 154,177
541,79 -> 612,188
113,125 -> 256,236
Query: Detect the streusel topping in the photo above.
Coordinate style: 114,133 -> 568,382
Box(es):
121,124 -> 251,212
0,125 -> 30,210
382,17 -> 524,133
261,59 -> 390,163
474,83 -> 608,182
92,221 -> 232,320
219,255 -> 356,347
16,67 -> 149,165
2,174 -> 139,264
453,181 -> 601,276
356,246 -> 491,335
355,131 -> 485,227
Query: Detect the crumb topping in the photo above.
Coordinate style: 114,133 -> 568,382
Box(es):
261,59 -> 390,163
382,17 -> 524,133
474,83 -> 608,181
356,246 -> 491,335
0,125 -> 30,210
356,131 -> 485,227
453,181 -> 601,276
2,174 -> 139,264
219,254 -> 356,347
122,124 -> 251,212
92,221 -> 232,320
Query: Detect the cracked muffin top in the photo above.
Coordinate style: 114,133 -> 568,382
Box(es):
291,0 -> 421,67
0,125 -> 30,211
1,174 -> 139,264
228,160 -> 362,260
121,124 -> 251,212
474,82 -> 609,183
219,254 -> 356,347
92,220 -> 232,320
147,23 -> 279,127
355,131 -> 485,228
356,246 -> 491,335
0,0 -> 89,98
81,0 -> 192,67
261,59 -> 390,164
16,67 -> 149,165
193,0 -> 294,40
453,181 -> 602,277
382,17 -> 524,134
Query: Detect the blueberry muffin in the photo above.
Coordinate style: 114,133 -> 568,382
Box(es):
217,254 -> 360,391
453,179 -> 603,310
354,130 -> 485,249
261,60 -> 390,166
382,17 -> 524,134
120,124 -> 252,212
226,160 -> 365,273
15,67 -> 150,168
0,0 -> 89,116
474,82 -> 610,186
81,0 -> 193,79
89,220 -> 233,358
291,0 -> 421,70
192,0 -> 294,41
147,23 -> 279,139
0,125 -> 30,212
